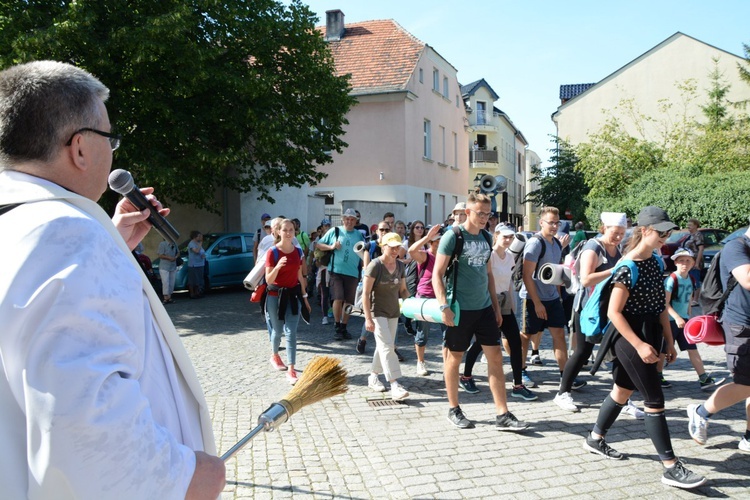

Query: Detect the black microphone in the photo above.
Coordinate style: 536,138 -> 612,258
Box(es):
108,169 -> 180,245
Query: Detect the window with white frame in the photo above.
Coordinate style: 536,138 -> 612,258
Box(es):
440,125 -> 446,163
432,69 -> 439,91
452,132 -> 458,167
423,120 -> 432,159
442,77 -> 448,98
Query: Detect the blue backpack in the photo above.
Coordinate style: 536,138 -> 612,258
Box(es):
580,253 -> 664,343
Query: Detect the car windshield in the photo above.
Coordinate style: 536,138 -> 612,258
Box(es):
720,226 -> 748,245
665,230 -> 687,244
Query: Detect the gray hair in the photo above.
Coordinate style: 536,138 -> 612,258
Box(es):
0,60 -> 109,166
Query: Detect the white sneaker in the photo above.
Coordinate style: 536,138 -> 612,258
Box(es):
554,391 -> 579,412
530,354 -> 543,366
739,437 -> 750,453
391,384 -> 409,401
479,353 -> 487,364
416,361 -> 428,376
368,373 -> 385,392
622,399 -> 645,420
322,316 -> 329,325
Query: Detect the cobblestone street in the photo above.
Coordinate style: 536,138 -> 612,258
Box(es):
171,288 -> 750,499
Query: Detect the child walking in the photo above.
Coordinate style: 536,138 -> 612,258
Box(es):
659,248 -> 725,390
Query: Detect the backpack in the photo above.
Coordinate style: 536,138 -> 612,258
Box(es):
699,249 -> 738,317
580,253 -> 664,343
511,234 -> 562,291
405,258 -> 427,297
313,227 -> 339,267
569,239 -> 607,310
445,225 -> 493,306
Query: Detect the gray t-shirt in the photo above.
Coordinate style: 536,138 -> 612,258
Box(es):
365,258 -> 404,318
519,235 -> 562,301
720,235 -> 750,326
157,241 -> 180,272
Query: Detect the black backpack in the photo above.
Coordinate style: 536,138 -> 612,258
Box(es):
699,249 -> 738,317
405,258 -> 426,297
445,225 -> 493,306
511,234 -> 562,291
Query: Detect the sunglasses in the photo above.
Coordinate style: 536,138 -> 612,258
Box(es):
413,225 -> 424,230
377,227 -> 389,232
652,227 -> 673,238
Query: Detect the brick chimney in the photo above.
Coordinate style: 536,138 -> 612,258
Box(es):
325,10 -> 345,41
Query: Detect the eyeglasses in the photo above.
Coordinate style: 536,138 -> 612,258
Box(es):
652,227 -> 673,238
469,209 -> 492,218
413,225 -> 424,230
66,127 -> 122,151
541,219 -> 561,226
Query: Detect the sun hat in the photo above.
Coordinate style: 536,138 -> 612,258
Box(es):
600,212 -> 627,228
671,248 -> 695,261
379,232 -> 403,247
452,202 -> 466,214
343,208 -> 357,218
495,223 -> 515,236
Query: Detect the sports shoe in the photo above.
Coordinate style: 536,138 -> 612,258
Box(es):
459,376 -> 479,394
521,369 -> 537,388
269,354 -> 286,371
368,373 -> 385,392
511,385 -> 538,401
395,348 -> 404,362
321,316 -> 330,325
583,433 -> 623,460
687,404 -> 708,445
356,338 -> 366,354
391,384 -> 409,401
739,437 -> 750,453
447,406 -> 475,429
554,391 -> 579,412
416,361 -> 428,376
571,377 -> 587,390
495,412 -> 529,432
622,399 -> 645,420
530,354 -> 543,366
286,370 -> 298,385
660,375 -> 672,388
661,459 -> 707,489
333,331 -> 343,341
699,375 -> 725,391
341,327 -> 352,340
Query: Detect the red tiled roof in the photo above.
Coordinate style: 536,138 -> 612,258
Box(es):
319,19 -> 425,94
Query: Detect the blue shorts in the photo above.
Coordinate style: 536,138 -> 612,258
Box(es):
522,298 -> 566,335
443,306 -> 501,352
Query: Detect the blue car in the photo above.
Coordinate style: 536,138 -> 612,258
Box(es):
155,232 -> 255,291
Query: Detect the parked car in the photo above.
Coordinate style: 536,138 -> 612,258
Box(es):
702,225 -> 749,271
154,232 -> 255,291
661,228 -> 730,273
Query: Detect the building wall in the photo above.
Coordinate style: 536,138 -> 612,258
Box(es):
554,34 -> 750,145
525,149 -> 543,232
309,47 -> 468,226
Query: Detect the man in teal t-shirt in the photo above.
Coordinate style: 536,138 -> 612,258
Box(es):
317,208 -> 365,340
432,193 -> 530,432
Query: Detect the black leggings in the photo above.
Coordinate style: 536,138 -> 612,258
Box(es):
463,313 -> 523,386
559,311 -> 595,394
593,313 -> 675,461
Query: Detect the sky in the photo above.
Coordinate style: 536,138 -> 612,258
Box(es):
290,0 -> 749,165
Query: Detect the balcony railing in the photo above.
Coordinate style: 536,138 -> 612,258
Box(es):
469,149 -> 498,164
474,109 -> 491,125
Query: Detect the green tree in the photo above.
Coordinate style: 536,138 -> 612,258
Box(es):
526,137 -> 590,224
0,0 -> 354,211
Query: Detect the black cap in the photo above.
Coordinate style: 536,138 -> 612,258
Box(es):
636,206 -> 678,232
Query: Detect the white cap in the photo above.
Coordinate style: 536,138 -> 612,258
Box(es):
600,212 -> 627,228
